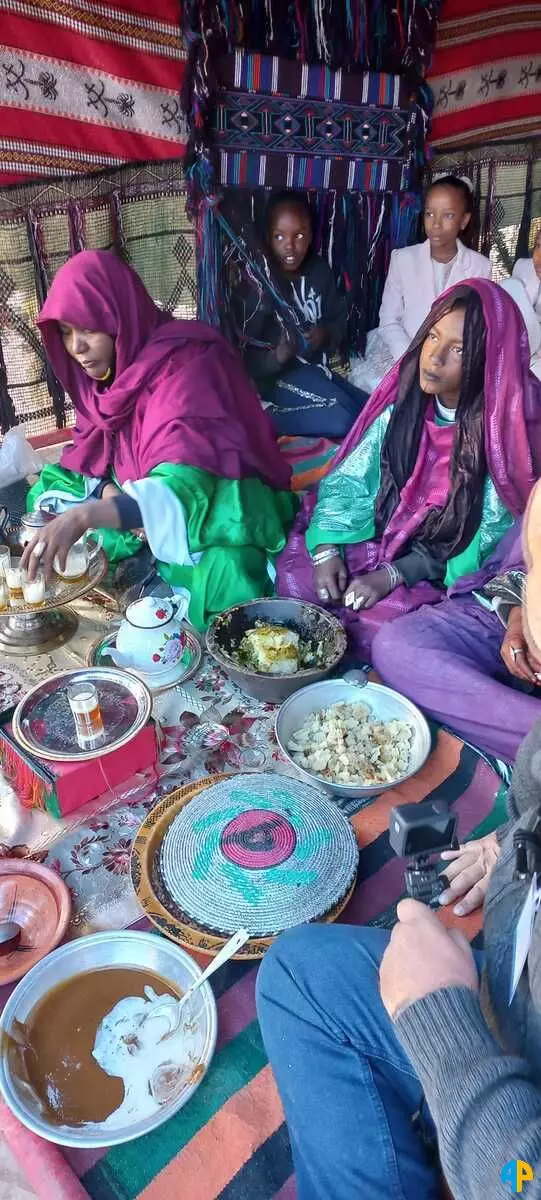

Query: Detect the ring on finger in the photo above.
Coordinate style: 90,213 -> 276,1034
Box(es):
353,595 -> 365,611
318,586 -> 330,599
33,540 -> 46,560
510,645 -> 525,661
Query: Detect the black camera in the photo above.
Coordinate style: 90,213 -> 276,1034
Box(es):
389,800 -> 458,907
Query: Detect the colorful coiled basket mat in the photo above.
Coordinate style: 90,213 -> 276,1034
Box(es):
132,772 -> 358,957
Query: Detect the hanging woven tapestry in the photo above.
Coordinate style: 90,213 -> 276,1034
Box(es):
184,63 -> 438,351
181,0 -> 442,76
212,51 -> 420,194
180,0 -> 442,352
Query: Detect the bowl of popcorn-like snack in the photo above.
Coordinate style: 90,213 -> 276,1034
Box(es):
275,679 -> 431,799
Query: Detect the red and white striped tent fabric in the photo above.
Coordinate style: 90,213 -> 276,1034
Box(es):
0,0 -> 187,186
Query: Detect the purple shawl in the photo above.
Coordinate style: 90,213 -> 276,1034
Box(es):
324,279 -> 541,519
37,250 -> 291,492
277,280 -> 541,657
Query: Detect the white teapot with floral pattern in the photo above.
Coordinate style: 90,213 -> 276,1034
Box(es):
109,591 -> 190,676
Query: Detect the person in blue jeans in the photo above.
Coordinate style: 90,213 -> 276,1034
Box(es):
257,474 -> 541,1200
257,921 -> 446,1198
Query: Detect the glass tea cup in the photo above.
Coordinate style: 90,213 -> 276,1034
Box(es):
0,577 -> 8,612
22,568 -> 46,607
67,680 -> 105,747
0,546 -> 10,579
5,561 -> 23,606
54,531 -> 103,583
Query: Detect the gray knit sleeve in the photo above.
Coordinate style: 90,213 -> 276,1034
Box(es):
505,717 -> 541,823
395,986 -> 541,1199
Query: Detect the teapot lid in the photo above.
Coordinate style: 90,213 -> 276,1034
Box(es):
125,596 -> 176,629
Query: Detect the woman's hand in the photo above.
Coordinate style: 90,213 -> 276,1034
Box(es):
438,832 -> 500,916
21,505 -> 91,581
275,332 -> 295,366
313,546 -> 347,603
501,605 -> 541,684
344,567 -> 395,611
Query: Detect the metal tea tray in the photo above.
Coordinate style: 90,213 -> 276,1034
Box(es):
12,667 -> 152,762
0,550 -> 108,656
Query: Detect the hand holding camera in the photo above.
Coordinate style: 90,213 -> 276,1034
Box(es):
439,833 -> 500,916
380,898 -> 479,1020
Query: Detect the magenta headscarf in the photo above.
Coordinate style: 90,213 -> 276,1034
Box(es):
336,278 -> 541,516
37,250 -> 291,492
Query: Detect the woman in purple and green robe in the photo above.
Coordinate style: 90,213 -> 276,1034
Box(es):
277,280 -> 541,660
23,250 -> 296,631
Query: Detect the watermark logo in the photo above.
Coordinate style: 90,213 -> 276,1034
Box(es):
501,1161 -> 535,1194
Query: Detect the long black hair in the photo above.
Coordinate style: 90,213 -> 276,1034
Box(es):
374,286 -> 487,563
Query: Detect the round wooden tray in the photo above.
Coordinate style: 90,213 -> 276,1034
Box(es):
131,775 -> 357,960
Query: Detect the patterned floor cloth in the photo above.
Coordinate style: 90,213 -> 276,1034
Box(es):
71,732 -> 504,1200
278,435 -> 338,493
0,645 -> 505,1199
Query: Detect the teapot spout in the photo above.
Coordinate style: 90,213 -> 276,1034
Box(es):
108,646 -> 134,669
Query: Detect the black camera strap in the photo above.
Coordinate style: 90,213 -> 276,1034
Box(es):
514,816 -> 541,880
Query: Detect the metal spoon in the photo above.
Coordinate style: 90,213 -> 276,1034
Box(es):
176,928 -> 250,1015
0,920 -> 22,956
149,928 -> 251,1038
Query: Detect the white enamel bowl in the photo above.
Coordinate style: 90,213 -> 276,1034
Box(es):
276,679 -> 431,799
0,930 -> 217,1147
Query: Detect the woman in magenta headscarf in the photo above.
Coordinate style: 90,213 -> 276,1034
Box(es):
277,280 -> 541,659
23,250 -> 296,630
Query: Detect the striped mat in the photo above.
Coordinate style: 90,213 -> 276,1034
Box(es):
278,435 -> 339,492
54,730 -> 504,1200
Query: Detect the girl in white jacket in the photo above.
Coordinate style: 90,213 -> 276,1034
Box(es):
351,175 -> 492,393
512,227 -> 541,323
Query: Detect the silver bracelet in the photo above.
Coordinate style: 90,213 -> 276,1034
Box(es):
381,562 -> 403,590
312,546 -> 340,566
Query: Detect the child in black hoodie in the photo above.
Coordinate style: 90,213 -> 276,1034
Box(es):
233,190 -> 367,439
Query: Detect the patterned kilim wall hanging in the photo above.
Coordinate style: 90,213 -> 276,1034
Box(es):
180,0 -> 443,353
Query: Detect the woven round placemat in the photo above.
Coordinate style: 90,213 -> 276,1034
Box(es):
159,773 -> 358,938
131,774 -> 358,959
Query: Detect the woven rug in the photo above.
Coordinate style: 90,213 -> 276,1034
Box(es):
278,435 -> 338,493
0,708 -> 505,1198
430,0 -> 541,149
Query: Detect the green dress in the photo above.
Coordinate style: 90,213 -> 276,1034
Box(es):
304,407 -> 514,586
27,462 -> 297,631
